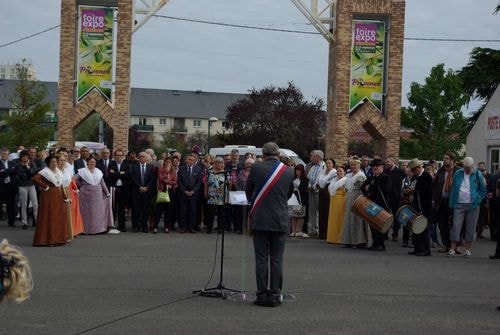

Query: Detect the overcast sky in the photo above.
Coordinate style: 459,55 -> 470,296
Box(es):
1,0 -> 499,114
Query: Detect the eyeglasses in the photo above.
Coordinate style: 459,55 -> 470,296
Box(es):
74,150 -> 80,153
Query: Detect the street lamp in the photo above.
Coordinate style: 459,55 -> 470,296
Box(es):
207,117 -> 218,154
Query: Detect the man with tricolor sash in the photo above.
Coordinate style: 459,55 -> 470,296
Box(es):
245,142 -> 294,307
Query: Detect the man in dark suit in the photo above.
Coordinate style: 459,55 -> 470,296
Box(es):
96,148 -> 112,189
406,158 -> 433,256
108,149 -> 127,232
362,158 -> 391,251
177,154 -> 203,233
73,146 -> 89,174
130,152 -> 155,233
0,148 -> 18,227
245,142 -> 294,307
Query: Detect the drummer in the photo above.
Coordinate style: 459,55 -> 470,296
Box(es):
361,158 -> 391,251
406,158 -> 433,256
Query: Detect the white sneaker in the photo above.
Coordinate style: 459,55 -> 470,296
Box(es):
108,229 -> 121,234
301,233 -> 310,238
447,249 -> 456,257
289,232 -> 296,237
463,250 -> 471,258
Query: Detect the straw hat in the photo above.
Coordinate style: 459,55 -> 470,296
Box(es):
408,158 -> 423,170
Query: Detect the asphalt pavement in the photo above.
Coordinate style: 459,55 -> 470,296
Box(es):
1,221 -> 499,335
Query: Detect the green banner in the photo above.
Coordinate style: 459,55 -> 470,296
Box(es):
349,20 -> 385,113
77,6 -> 114,102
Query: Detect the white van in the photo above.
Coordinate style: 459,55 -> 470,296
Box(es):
209,145 -> 306,166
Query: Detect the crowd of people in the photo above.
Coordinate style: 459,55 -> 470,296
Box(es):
291,150 -> 499,259
0,144 -> 499,260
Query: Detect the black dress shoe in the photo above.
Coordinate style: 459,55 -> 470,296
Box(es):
253,300 -> 269,307
414,252 -> 431,256
368,246 -> 385,251
489,254 -> 500,259
178,229 -> 186,233
188,229 -> 196,233
408,251 -> 416,255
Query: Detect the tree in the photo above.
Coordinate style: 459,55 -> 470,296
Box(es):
0,61 -> 53,149
458,47 -> 500,128
400,64 -> 469,159
74,113 -> 100,141
223,82 -> 325,159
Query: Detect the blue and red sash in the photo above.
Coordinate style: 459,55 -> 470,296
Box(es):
248,161 -> 287,219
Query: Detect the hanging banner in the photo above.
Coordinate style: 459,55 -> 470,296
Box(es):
349,20 -> 385,113
77,5 -> 114,102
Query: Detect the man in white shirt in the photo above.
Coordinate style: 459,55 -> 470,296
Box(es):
306,150 -> 325,237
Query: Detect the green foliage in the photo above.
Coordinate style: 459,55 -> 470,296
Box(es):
458,47 -> 500,128
0,62 -> 53,149
74,113 -> 100,141
156,132 -> 188,155
223,82 -> 326,159
400,64 -> 469,160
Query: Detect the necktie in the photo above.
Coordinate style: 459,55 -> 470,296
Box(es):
188,166 -> 192,177
141,164 -> 145,185
104,160 -> 108,177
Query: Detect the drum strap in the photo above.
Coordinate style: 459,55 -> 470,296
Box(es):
377,185 -> 389,210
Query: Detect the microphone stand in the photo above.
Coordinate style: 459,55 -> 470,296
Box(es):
193,169 -> 242,299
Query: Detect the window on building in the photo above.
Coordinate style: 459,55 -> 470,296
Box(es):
0,68 -> 4,73
222,121 -> 229,128
490,148 -> 500,174
193,119 -> 202,128
159,118 -> 166,125
0,74 -> 4,79
139,118 -> 147,125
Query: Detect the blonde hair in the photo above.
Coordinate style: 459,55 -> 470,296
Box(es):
0,239 -> 33,303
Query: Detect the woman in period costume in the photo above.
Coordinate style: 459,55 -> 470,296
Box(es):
317,159 -> 337,239
32,155 -> 71,246
57,152 -> 84,237
154,157 -> 177,233
327,167 -> 347,244
75,156 -> 113,234
342,159 -> 368,248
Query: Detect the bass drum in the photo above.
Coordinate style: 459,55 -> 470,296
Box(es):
396,205 -> 428,234
351,195 -> 393,233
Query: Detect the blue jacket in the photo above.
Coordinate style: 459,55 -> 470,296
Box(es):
449,168 -> 486,209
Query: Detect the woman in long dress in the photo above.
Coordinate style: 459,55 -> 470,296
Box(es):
75,156 -> 113,234
317,159 -> 337,239
342,159 -> 369,248
57,152 -> 84,237
327,167 -> 347,244
32,155 -> 71,246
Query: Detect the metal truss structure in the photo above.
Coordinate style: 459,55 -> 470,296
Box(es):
290,0 -> 336,42
133,0 -> 170,33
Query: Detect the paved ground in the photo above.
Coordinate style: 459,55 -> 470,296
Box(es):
1,222 -> 499,335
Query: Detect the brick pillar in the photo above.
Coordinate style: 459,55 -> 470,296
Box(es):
325,0 -> 405,162
56,0 -> 131,151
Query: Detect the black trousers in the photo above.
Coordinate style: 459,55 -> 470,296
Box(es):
205,204 -> 224,232
179,193 -> 198,230
0,185 -> 17,226
437,198 -> 452,247
413,227 -> 431,254
114,186 -> 127,230
489,199 -> 498,241
370,226 -> 385,248
225,204 -> 243,232
132,192 -> 151,230
252,230 -> 286,302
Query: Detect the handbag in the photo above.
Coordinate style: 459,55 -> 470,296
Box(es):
288,192 -> 305,218
156,190 -> 170,203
